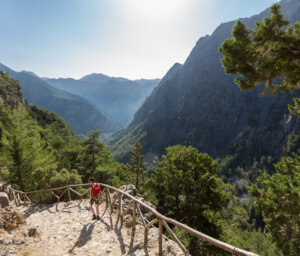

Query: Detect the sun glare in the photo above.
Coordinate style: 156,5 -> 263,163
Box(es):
125,0 -> 187,19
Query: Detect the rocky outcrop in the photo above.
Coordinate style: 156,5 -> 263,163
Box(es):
0,192 -> 9,208
0,207 -> 24,230
0,71 -> 25,108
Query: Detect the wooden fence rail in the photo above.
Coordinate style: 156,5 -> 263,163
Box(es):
8,183 -> 259,256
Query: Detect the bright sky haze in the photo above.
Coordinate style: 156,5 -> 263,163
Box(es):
0,0 -> 277,79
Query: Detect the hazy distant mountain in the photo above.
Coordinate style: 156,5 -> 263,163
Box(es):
0,63 -> 121,135
45,75 -> 160,126
108,0 -> 300,163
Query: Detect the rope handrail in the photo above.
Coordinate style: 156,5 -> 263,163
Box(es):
8,183 -> 259,256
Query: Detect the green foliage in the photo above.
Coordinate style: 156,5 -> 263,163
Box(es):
0,73 -> 119,192
77,129 -> 120,184
79,130 -> 103,177
222,196 -> 281,256
226,228 -> 282,256
0,106 -> 57,190
49,168 -> 81,188
149,145 -> 230,254
121,141 -> 147,191
288,98 -> 300,115
249,154 -> 300,256
219,3 -> 300,113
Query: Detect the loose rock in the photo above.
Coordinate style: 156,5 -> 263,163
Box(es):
28,227 -> 37,237
13,236 -> 25,245
2,237 -> 13,245
3,248 -> 15,256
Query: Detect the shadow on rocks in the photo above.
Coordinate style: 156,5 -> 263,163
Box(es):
69,221 -> 96,253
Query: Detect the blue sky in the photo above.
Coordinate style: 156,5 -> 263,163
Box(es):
0,0 -> 277,79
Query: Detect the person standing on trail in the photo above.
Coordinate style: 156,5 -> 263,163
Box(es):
89,177 -> 102,220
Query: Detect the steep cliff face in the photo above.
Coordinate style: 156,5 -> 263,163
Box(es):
0,71 -> 25,108
108,0 -> 300,163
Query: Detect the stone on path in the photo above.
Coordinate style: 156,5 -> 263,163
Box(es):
3,248 -> 15,256
28,227 -> 37,237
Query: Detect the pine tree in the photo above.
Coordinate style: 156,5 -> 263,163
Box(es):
0,105 -> 11,150
149,145 -> 230,254
249,154 -> 300,256
122,141 -> 146,191
3,106 -> 56,190
80,130 -> 104,179
219,3 -> 300,114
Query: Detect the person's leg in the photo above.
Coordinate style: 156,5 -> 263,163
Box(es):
90,199 -> 96,219
95,203 -> 99,217
90,204 -> 95,215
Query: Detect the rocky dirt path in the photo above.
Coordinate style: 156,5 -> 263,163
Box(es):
1,200 -> 183,256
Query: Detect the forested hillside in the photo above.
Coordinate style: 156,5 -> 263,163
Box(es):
0,72 -> 122,192
108,0 -> 300,166
0,64 -> 120,135
46,75 -> 160,126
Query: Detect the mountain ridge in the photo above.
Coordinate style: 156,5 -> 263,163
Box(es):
45,75 -> 160,126
0,63 -> 121,135
108,0 -> 300,163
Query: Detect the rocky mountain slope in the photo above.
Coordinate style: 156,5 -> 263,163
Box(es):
108,0 -> 300,163
0,64 -> 120,135
0,72 -> 25,108
45,75 -> 160,127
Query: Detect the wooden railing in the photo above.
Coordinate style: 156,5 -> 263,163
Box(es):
8,183 -> 259,256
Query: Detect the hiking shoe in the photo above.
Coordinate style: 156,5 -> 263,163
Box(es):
97,215 -> 100,220
92,214 -> 97,220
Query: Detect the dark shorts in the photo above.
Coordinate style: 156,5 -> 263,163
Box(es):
90,198 -> 100,205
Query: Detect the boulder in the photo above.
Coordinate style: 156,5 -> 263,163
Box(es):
119,184 -> 137,196
0,192 -> 9,208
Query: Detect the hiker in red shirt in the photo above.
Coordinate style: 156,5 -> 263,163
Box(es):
89,177 -> 102,220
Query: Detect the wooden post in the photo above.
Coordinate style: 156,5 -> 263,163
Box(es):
69,187 -> 82,197
162,220 -> 189,255
17,192 -> 21,206
20,193 -> 25,202
68,187 -> 71,203
106,188 -> 113,213
12,191 -> 17,206
137,204 -> 146,227
50,191 -> 59,202
24,193 -> 32,205
58,188 -> 68,202
132,201 -> 137,229
144,218 -> 158,243
119,193 -> 123,226
104,188 -> 108,207
159,218 -> 163,256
